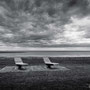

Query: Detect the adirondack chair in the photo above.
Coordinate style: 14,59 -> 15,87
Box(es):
43,57 -> 59,68
14,57 -> 28,70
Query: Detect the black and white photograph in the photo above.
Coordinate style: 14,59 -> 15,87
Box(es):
0,0 -> 90,90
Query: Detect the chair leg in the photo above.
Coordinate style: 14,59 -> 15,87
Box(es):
17,65 -> 22,70
46,64 -> 52,69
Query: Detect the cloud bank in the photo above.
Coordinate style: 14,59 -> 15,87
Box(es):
0,0 -> 90,47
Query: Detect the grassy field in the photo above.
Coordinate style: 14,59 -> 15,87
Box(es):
0,57 -> 90,90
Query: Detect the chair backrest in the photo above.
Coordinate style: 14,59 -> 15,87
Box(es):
43,57 -> 52,63
14,57 -> 23,64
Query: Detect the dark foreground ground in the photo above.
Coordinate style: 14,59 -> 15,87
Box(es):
0,57 -> 90,90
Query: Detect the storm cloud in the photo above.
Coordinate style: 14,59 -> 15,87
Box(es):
0,0 -> 90,47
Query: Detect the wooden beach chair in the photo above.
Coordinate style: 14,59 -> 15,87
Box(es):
14,57 -> 28,70
43,57 -> 59,69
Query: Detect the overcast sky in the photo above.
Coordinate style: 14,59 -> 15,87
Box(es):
0,0 -> 90,49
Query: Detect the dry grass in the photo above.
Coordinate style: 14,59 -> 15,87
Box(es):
0,57 -> 90,90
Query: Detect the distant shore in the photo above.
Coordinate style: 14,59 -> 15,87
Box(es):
1,47 -> 90,51
0,50 -> 89,57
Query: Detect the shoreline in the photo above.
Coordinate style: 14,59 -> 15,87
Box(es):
0,51 -> 89,57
